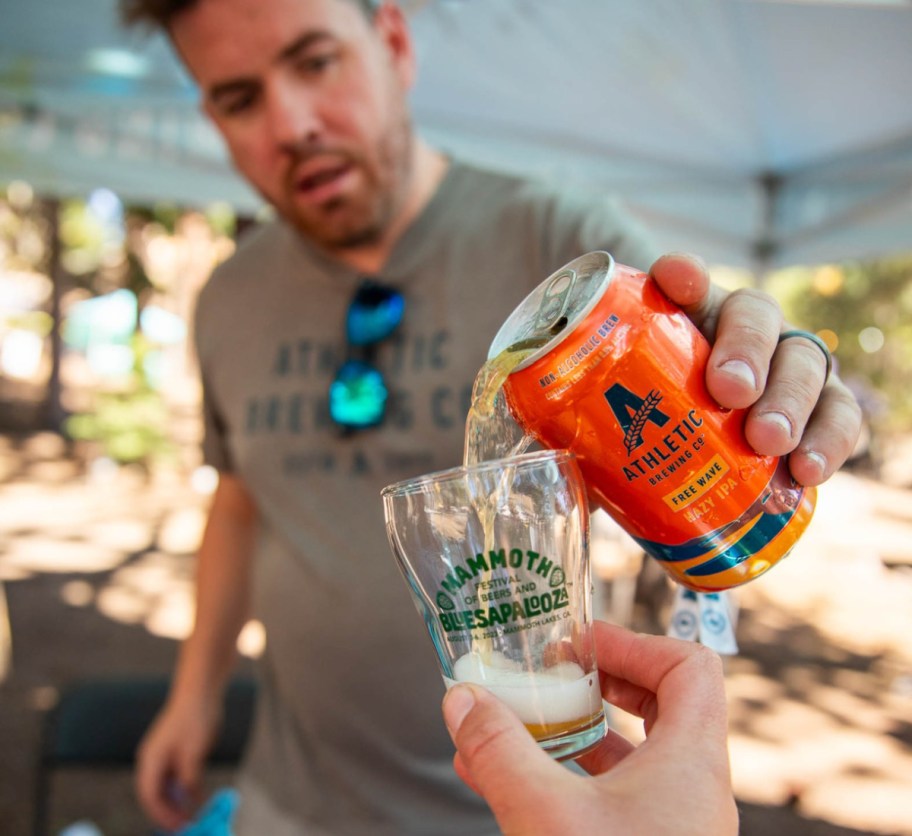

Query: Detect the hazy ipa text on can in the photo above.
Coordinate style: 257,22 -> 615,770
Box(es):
488,251 -> 816,592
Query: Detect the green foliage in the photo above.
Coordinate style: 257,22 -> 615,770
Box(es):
66,389 -> 171,465
4,310 -> 53,337
205,201 -> 238,238
766,255 -> 912,434
125,202 -> 183,234
64,334 -> 174,467
58,199 -> 107,277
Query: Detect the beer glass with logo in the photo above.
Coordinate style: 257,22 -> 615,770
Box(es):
381,449 -> 607,760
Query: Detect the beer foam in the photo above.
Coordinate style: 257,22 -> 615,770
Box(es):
445,651 -> 600,725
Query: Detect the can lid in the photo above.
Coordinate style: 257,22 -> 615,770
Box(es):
487,250 -> 615,369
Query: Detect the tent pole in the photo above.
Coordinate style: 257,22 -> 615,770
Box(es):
40,197 -> 66,433
752,172 -> 781,291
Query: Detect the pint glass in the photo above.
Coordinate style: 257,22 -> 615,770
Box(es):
382,449 -> 607,760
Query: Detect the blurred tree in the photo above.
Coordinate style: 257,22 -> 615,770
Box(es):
767,255 -> 912,440
64,333 -> 174,471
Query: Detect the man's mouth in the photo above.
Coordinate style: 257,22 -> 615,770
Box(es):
293,160 -> 356,204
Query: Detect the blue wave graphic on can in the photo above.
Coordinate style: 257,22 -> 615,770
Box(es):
633,505 -> 797,578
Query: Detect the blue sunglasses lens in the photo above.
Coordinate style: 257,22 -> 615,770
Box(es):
330,281 -> 404,430
346,283 -> 405,346
329,360 -> 389,428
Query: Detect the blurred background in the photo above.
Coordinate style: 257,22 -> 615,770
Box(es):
2,0 -> 911,834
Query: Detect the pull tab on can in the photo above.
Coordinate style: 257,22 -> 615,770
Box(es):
489,252 -> 615,370
533,267 -> 577,334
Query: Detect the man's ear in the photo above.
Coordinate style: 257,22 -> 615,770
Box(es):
373,1 -> 416,89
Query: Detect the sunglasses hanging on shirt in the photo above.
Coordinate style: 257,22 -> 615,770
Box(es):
329,279 -> 405,431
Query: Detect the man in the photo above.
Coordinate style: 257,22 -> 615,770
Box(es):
125,1 -> 861,833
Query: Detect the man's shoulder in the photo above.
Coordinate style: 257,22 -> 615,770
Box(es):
196,218 -> 285,302
448,158 -> 659,270
193,217 -> 291,335
449,159 -> 561,204
212,217 -> 287,281
447,158 -> 612,227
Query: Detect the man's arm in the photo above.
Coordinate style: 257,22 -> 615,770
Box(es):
136,472 -> 257,831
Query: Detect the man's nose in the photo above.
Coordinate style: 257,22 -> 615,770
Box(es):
266,82 -> 321,151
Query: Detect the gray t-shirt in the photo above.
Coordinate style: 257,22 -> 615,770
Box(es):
194,160 -> 658,835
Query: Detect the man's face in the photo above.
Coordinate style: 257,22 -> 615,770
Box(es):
171,0 -> 414,251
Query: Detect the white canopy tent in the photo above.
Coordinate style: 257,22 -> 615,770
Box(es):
1,0 -> 911,270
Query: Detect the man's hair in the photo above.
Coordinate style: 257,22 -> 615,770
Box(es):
121,0 -> 381,30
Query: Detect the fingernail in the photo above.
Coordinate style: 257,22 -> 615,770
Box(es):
757,411 -> 794,440
443,685 -> 475,735
718,360 -> 757,390
802,450 -> 827,478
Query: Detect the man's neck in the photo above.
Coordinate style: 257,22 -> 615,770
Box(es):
322,139 -> 449,276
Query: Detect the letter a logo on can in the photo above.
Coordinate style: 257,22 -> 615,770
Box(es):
603,383 -> 670,455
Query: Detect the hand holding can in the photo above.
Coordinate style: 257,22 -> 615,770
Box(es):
488,251 -> 817,592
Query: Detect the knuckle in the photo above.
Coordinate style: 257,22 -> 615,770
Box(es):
693,643 -> 725,676
784,374 -> 819,405
821,390 -> 865,453
833,390 -> 864,428
771,343 -> 828,399
732,322 -> 772,347
769,374 -> 819,416
829,378 -> 864,413
728,288 -> 783,321
791,341 -> 829,379
716,292 -> 782,353
678,638 -> 721,668
730,287 -> 777,308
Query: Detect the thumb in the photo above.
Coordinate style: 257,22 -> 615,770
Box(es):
649,252 -> 725,341
443,684 -> 568,823
649,253 -> 711,309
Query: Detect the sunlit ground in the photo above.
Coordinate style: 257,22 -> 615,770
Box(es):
724,463 -> 912,834
0,432 -> 264,665
1,430 -> 911,834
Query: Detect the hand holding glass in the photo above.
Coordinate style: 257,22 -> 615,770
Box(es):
382,449 -> 607,760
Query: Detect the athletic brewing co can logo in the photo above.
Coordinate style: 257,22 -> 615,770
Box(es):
603,383 -> 671,455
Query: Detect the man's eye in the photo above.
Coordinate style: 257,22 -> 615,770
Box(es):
298,52 -> 339,75
220,93 -> 257,115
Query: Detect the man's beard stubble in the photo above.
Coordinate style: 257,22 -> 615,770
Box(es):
280,109 -> 414,253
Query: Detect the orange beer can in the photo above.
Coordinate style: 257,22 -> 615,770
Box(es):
488,251 -> 816,592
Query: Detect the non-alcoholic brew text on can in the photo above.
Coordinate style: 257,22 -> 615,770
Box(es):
487,251 -> 816,592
